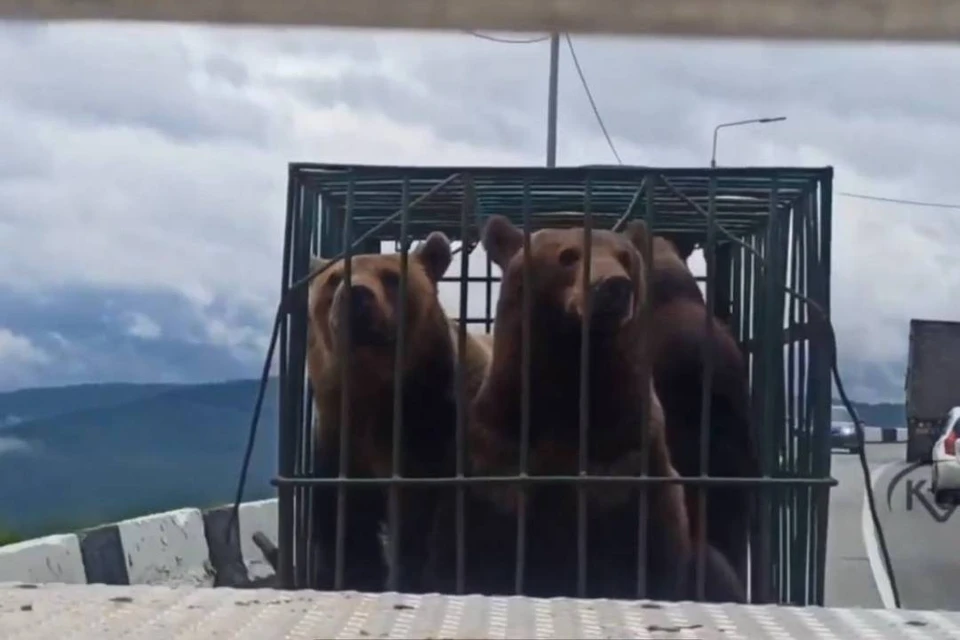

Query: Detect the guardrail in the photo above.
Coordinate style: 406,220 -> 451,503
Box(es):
0,499 -> 278,588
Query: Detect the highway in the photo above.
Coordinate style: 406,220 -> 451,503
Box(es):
820,441 -> 960,612
867,449 -> 960,611
824,445 -> 893,609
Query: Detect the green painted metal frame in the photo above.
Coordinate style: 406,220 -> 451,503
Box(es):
275,163 -> 835,605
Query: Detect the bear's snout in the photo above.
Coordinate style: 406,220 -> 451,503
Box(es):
347,283 -> 376,320
590,276 -> 634,326
338,283 -> 389,346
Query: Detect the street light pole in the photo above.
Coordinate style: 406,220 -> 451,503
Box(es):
546,32 -> 560,167
710,116 -> 787,168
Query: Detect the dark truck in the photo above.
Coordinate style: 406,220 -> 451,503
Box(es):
905,318 -> 960,463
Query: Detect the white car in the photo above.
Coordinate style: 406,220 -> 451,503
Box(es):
930,406 -> 960,505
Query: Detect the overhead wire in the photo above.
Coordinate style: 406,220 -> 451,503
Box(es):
836,191 -> 960,209
463,30 -> 551,44
562,36 -> 953,213
563,33 -> 623,165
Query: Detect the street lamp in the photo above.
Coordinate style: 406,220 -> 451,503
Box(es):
710,116 -> 787,168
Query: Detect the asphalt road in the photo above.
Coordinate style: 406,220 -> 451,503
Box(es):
868,449 -> 960,611
823,444 -> 901,609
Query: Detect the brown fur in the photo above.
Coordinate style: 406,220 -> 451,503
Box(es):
424,216 -> 740,601
644,231 -> 759,590
305,233 -> 491,593
661,233 -> 698,262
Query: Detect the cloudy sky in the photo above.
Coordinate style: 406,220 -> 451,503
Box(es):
0,21 -> 957,403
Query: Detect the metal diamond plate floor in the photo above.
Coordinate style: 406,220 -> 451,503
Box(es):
2,582 -> 960,639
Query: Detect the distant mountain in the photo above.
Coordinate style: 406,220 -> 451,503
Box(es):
0,378 -> 908,538
843,401 -> 904,429
0,378 -> 278,537
0,382 -> 180,427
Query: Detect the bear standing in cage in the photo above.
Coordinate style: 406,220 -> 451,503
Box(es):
647,233 -> 760,591
304,232 -> 492,593
423,215 -> 745,602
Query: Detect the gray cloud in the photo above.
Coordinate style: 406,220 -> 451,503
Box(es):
0,23 -> 273,146
285,70 -> 537,152
0,24 -> 957,401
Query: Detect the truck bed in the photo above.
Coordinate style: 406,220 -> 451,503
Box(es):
2,582 -> 960,639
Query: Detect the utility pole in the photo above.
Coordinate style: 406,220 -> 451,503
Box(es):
546,33 -> 560,167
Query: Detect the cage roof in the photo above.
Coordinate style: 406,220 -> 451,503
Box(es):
292,163 -> 831,242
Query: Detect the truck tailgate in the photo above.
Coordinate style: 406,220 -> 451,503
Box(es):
2,582 -> 960,639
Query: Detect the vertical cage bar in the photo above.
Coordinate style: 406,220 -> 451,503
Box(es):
455,174 -> 473,595
785,200 -> 801,603
745,232 -> 761,602
812,172 -> 833,606
772,203 -> 790,602
731,246 -> 743,343
803,197 -> 821,605
636,172 -> 657,599
760,177 -> 781,602
819,171 -> 833,321
316,201 -> 344,592
577,175 -> 594,599
794,200 -> 815,602
291,189 -> 315,589
514,178 -> 533,595
695,173 -> 719,601
277,165 -> 300,589
796,195 -> 810,587
485,252 -> 494,332
386,178 -> 411,593
302,194 -> 322,590
333,178 -> 356,591
749,235 -> 767,600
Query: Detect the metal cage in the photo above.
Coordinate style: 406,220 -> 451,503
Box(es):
275,163 -> 835,605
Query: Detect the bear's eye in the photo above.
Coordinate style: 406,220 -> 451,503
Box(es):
558,247 -> 580,267
381,271 -> 400,292
616,250 -> 633,269
326,273 -> 342,290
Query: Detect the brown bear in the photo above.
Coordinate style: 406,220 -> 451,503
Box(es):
652,234 -> 734,324
647,233 -> 759,592
306,232 -> 492,594
423,216 -> 745,602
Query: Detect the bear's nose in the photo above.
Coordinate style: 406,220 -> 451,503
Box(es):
590,276 -> 634,322
347,284 -> 376,323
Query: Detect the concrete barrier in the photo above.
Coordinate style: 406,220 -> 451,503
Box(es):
0,534 -> 87,584
862,426 -> 908,443
881,427 -> 908,443
0,499 -> 278,587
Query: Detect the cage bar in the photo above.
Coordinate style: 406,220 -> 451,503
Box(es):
277,163 -> 836,606
695,174 -> 718,601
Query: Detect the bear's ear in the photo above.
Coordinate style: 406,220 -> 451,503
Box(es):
309,256 -> 330,274
415,231 -> 453,283
622,219 -> 653,266
672,236 -> 698,261
482,215 -> 524,269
